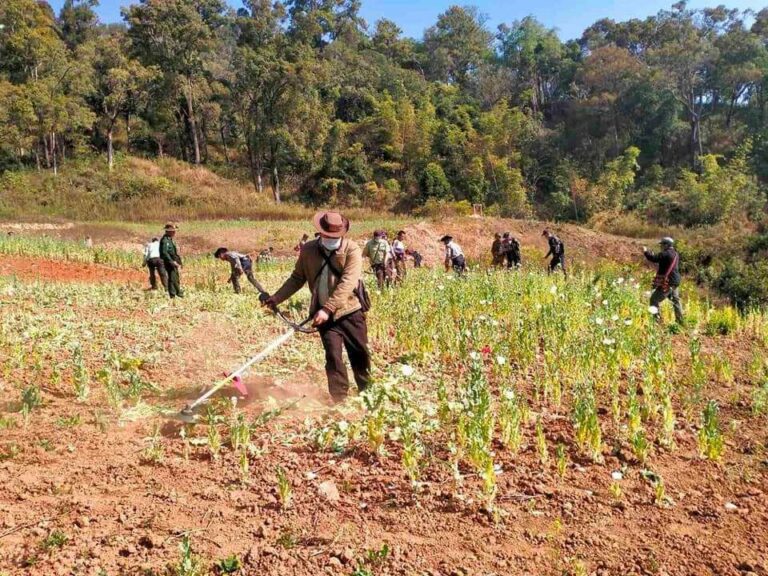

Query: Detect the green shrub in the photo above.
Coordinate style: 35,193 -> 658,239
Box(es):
704,307 -> 740,336
714,259 -> 768,310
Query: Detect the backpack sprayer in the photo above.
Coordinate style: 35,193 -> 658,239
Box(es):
175,292 -> 316,423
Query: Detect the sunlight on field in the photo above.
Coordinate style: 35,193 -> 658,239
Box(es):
1,237 -> 767,574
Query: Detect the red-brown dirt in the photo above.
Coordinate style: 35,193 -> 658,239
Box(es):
0,225 -> 766,576
0,255 -> 145,285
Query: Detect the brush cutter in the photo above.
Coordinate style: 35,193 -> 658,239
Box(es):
175,296 -> 315,423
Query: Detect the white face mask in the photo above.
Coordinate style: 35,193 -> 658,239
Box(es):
321,237 -> 342,251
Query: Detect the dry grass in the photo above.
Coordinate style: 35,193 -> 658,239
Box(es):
0,155 -> 387,222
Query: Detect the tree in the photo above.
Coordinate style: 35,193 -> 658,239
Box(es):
497,17 -> 565,115
423,6 -> 492,89
649,7 -> 717,167
123,0 -> 227,165
84,33 -> 158,170
58,0 -> 99,50
420,162 -> 450,200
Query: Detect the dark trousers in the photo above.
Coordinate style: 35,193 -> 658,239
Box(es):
319,310 -> 371,402
549,255 -> 567,276
165,263 -> 183,298
231,260 -> 265,294
372,264 -> 387,290
452,255 -> 467,275
650,286 -> 684,324
506,251 -> 521,269
147,257 -> 167,290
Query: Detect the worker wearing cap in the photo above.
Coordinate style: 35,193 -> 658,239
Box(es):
542,229 -> 567,277
143,237 -> 167,291
440,235 -> 466,275
160,223 -> 183,298
214,247 -> 266,294
262,211 -> 370,403
644,237 -> 684,325
363,230 -> 391,290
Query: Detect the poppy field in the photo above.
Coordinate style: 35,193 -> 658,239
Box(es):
0,226 -> 766,576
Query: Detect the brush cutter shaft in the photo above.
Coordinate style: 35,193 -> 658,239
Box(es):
188,329 -> 295,410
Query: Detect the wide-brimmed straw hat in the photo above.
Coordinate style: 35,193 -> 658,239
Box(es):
313,211 -> 349,238
164,222 -> 178,232
439,235 -> 453,243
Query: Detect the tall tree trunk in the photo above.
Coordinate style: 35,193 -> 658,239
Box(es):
185,80 -> 201,165
271,165 -> 281,203
245,139 -> 261,194
157,138 -> 164,159
124,111 -> 131,153
51,132 -> 58,176
42,135 -> 50,168
220,124 -> 230,164
107,126 -> 114,171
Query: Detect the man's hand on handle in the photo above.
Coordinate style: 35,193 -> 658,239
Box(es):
312,309 -> 330,327
259,293 -> 277,309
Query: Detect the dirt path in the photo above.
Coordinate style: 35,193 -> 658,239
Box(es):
0,255 -> 145,284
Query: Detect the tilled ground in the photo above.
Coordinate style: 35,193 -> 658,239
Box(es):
0,226 -> 767,576
1,358 -> 767,576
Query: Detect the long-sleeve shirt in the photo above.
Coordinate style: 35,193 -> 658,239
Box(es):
223,251 -> 249,274
545,236 -> 564,258
160,234 -> 182,266
644,247 -> 681,287
392,239 -> 406,260
143,241 -> 160,263
272,238 -> 363,319
444,241 -> 464,263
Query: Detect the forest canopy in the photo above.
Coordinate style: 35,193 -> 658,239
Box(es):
1,0 -> 767,227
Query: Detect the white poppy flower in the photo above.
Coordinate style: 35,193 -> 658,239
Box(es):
611,315 -> 619,321
401,364 -> 414,377
611,471 -> 623,481
469,351 -> 480,361
602,299 -> 609,306
648,306 -> 659,315
550,285 -> 558,294
496,355 -> 507,366
595,317 -> 604,325
603,338 -> 616,346
624,319 -> 633,326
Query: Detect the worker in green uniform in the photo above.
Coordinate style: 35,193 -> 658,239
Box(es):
160,223 -> 183,298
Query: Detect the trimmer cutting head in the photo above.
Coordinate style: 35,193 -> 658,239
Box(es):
175,405 -> 200,424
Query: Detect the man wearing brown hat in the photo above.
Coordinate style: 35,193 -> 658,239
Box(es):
262,211 -> 370,403
160,223 -> 183,298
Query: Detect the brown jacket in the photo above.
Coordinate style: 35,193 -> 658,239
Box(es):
272,238 -> 363,320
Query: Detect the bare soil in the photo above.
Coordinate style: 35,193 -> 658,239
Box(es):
0,222 -> 766,576
0,255 -> 145,285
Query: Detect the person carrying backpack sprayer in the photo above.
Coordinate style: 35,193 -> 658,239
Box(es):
644,237 -> 684,325
143,237 -> 167,291
363,230 -> 391,290
542,229 -> 567,278
261,211 -> 371,404
440,235 -> 466,275
214,247 -> 267,294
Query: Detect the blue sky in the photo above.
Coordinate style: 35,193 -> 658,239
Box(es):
48,0 -> 763,41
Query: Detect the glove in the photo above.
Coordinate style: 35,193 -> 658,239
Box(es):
259,293 -> 277,309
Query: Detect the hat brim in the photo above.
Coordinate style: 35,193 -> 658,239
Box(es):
439,235 -> 452,242
313,211 -> 349,238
